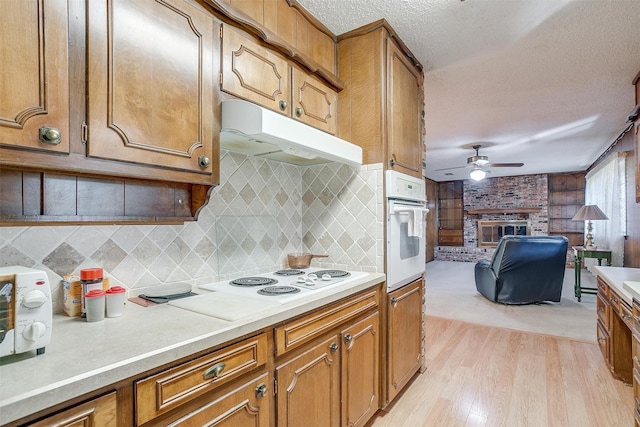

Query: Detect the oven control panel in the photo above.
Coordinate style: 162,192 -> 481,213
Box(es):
385,170 -> 426,202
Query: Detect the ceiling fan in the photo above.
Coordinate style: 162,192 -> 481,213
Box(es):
435,145 -> 524,180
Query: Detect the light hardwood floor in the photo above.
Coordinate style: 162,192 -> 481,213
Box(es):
370,316 -> 634,427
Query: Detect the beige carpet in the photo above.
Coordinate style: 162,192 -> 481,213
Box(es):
425,260 -> 597,342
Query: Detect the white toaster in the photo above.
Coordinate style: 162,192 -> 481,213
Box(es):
0,266 -> 53,358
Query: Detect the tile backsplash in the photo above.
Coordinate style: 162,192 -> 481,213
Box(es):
0,151 -> 384,312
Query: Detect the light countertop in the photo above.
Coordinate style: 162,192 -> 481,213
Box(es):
0,273 -> 385,425
592,266 -> 640,305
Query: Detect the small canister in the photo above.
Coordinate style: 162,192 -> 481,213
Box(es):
84,289 -> 106,322
80,268 -> 103,318
105,286 -> 126,318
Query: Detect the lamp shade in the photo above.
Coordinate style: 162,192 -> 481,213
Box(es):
571,205 -> 609,221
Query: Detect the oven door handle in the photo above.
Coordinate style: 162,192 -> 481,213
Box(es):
393,206 -> 429,214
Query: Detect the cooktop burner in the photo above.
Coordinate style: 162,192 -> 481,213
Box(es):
274,269 -> 305,276
314,270 -> 350,278
257,286 -> 301,296
230,277 -> 278,287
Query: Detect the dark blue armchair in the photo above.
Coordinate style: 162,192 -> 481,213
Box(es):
475,235 -> 568,304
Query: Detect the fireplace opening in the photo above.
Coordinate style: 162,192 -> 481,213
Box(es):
477,220 -> 531,247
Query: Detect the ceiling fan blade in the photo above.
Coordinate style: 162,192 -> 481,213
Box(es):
434,165 -> 469,171
486,162 -> 524,168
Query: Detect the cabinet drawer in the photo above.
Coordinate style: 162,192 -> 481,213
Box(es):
596,293 -> 610,328
597,277 -> 609,298
633,299 -> 640,331
597,320 -> 610,362
274,287 -> 380,356
136,333 -> 268,425
29,392 -> 117,427
621,299 -> 634,328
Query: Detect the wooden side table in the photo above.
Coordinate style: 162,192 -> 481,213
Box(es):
572,246 -> 612,301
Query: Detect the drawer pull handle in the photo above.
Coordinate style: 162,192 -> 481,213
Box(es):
598,307 -> 604,313
203,362 -> 225,380
611,297 -> 618,303
329,342 -> 339,353
623,313 -> 631,320
598,337 -> 606,344
391,297 -> 398,307
344,334 -> 352,344
255,383 -> 268,399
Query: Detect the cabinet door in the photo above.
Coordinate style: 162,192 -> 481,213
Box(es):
167,373 -> 271,427
292,67 -> 337,135
387,39 -> 422,178
221,24 -> 291,115
28,392 -> 117,427
387,279 -> 423,403
0,0 -> 69,154
87,0 -> 214,178
275,335 -> 341,427
341,312 -> 380,427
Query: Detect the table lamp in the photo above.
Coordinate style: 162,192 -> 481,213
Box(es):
571,204 -> 609,250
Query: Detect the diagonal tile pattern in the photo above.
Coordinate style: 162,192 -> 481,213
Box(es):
0,152 -> 384,313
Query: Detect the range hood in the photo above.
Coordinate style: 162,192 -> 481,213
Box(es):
220,99 -> 362,166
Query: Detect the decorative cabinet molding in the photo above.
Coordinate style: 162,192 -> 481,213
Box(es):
0,0 -> 70,154
86,0 -> 215,178
0,0 -> 218,225
221,24 -> 337,135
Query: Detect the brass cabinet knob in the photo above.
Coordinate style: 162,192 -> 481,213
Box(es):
391,297 -> 398,306
39,126 -> 61,145
295,107 -> 302,117
329,342 -> 338,353
198,155 -> 210,168
344,334 -> 352,344
203,362 -> 225,379
255,383 -> 268,399
279,100 -> 288,111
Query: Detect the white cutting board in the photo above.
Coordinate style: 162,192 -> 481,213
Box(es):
169,292 -> 280,321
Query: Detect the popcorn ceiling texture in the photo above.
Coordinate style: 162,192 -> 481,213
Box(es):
0,152 -> 384,313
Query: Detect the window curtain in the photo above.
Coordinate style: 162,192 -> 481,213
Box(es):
584,152 -> 626,268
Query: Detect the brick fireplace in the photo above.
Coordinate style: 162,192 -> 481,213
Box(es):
436,174 -> 548,262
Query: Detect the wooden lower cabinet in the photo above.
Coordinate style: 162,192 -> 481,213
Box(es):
341,312 -> 380,427
386,279 -> 423,404
11,285 -> 385,427
28,392 -> 117,427
165,373 -> 271,427
275,335 -> 341,427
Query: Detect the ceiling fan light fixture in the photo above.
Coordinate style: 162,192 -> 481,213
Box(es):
467,155 -> 489,166
470,168 -> 486,181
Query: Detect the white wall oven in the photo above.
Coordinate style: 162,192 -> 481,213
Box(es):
385,171 -> 428,292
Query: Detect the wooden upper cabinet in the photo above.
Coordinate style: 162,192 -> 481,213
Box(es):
86,0 -> 215,181
221,0 -> 336,75
337,21 -> 424,178
387,39 -> 422,176
0,0 -> 70,154
292,67 -> 337,134
221,24 -> 291,115
221,25 -> 337,134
